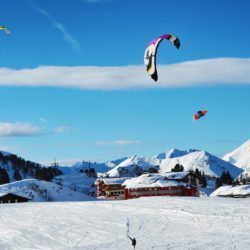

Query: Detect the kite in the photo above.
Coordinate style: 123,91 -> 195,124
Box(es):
0,26 -> 11,35
144,34 -> 180,81
193,110 -> 208,120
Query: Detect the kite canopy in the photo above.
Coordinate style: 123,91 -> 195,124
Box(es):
193,110 -> 208,120
0,26 -> 11,35
144,34 -> 180,81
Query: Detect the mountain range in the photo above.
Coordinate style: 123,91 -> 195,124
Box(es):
0,140 -> 249,201
105,146 -> 246,179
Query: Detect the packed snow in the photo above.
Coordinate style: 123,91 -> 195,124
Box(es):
0,197 -> 250,249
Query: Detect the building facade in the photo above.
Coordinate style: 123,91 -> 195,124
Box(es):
0,193 -> 31,203
96,172 -> 199,200
95,178 -> 128,200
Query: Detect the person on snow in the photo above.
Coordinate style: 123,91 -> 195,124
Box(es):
128,236 -> 136,249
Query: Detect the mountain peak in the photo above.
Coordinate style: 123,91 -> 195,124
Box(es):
154,152 -> 167,160
0,150 -> 13,157
223,139 -> 250,173
161,149 -> 243,179
241,139 -> 250,148
166,148 -> 199,158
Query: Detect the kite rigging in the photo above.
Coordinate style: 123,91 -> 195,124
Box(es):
144,34 -> 180,81
0,26 -> 11,35
193,110 -> 208,120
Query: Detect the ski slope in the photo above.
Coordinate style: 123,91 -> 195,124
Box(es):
0,197 -> 250,249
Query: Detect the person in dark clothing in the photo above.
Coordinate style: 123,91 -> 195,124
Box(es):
128,236 -> 136,249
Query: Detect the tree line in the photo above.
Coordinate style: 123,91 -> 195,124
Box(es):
0,152 -> 62,185
171,163 -> 234,188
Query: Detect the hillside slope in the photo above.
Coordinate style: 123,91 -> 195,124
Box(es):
223,140 -> 250,174
0,179 -> 95,202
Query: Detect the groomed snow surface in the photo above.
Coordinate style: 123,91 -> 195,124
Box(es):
0,197 -> 250,249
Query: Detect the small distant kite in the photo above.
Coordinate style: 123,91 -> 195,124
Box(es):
193,110 -> 208,121
144,34 -> 180,81
0,26 -> 11,35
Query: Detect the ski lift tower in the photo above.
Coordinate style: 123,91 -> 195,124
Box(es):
51,158 -> 59,168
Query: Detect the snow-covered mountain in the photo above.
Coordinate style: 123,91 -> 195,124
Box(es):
166,148 -> 198,158
105,148 -> 244,179
71,157 -> 128,174
53,173 -> 96,195
223,140 -> 250,174
0,179 -> 95,202
154,148 -> 198,160
154,152 -> 167,159
0,151 -> 62,183
107,155 -> 161,177
160,150 -> 244,179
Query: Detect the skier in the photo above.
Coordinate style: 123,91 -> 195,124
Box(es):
128,236 -> 136,249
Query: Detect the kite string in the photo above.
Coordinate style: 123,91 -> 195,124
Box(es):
126,217 -> 130,238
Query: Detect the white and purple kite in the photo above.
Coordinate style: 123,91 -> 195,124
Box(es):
144,34 -> 180,81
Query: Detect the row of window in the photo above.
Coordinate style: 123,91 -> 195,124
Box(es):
130,189 -> 183,195
128,186 -> 183,192
109,191 -> 124,195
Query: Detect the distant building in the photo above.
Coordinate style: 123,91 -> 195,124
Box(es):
233,172 -> 250,185
95,172 -> 198,200
0,192 -> 31,204
95,178 -> 129,200
162,171 -> 199,186
123,173 -> 198,200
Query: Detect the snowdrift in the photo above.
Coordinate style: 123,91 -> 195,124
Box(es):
210,184 -> 250,197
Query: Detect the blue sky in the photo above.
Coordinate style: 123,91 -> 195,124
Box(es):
0,0 -> 250,165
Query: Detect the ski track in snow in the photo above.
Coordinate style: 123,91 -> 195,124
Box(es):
0,197 -> 250,249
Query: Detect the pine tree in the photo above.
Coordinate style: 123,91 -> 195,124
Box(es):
171,163 -> 184,172
216,171 -> 233,188
215,177 -> 221,188
14,169 -> 22,181
201,173 -> 207,188
0,168 -> 10,184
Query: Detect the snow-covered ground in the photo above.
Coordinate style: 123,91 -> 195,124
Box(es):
211,184 -> 250,197
0,197 -> 250,249
0,179 -> 95,202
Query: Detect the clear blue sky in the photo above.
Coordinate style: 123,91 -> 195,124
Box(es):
0,0 -> 250,165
